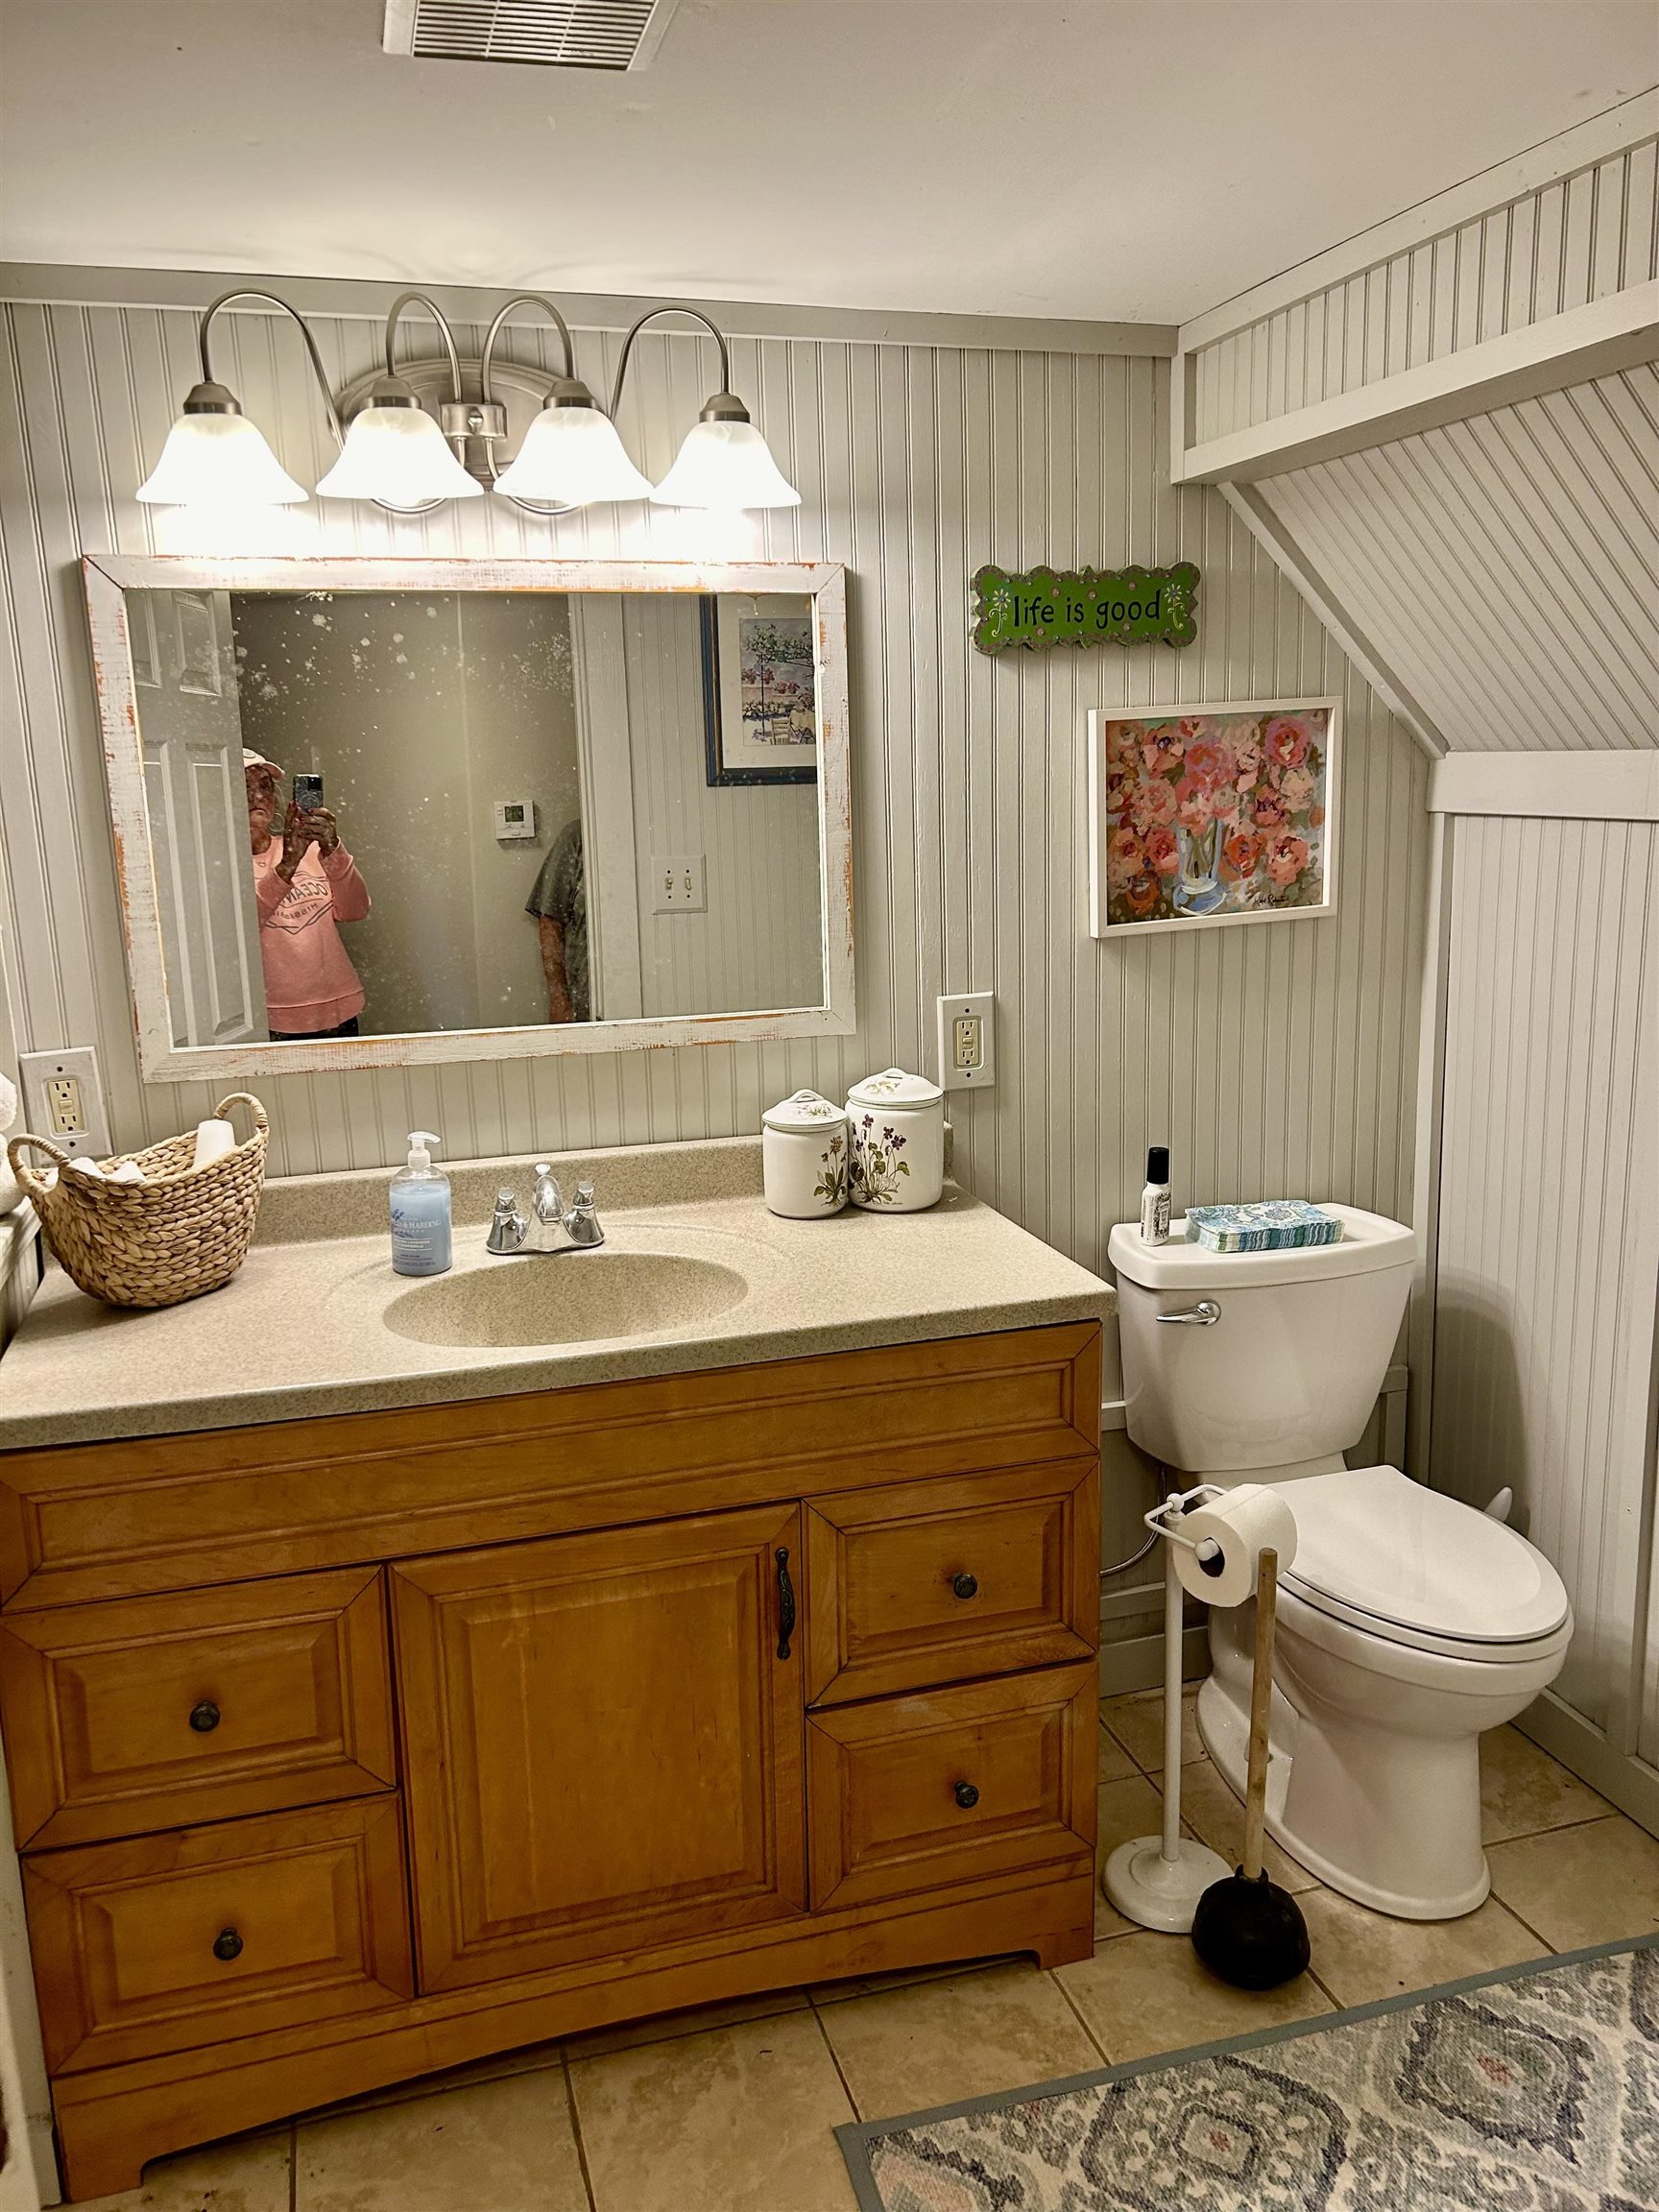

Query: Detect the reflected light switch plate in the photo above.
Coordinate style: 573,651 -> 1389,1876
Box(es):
936,992 -> 994,1092
652,854 -> 707,913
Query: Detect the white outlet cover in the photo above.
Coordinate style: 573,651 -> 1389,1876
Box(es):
936,991 -> 995,1092
19,1046 -> 112,1160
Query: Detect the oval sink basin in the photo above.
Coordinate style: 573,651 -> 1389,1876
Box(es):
383,1252 -> 749,1350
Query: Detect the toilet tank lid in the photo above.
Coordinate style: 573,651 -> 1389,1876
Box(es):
1108,1204 -> 1415,1289
1282,1466 -> 1571,1644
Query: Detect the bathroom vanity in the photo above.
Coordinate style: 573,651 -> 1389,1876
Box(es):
0,1142 -> 1107,2196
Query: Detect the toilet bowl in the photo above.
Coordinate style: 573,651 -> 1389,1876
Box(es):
1195,1465 -> 1572,1917
1108,1204 -> 1575,1921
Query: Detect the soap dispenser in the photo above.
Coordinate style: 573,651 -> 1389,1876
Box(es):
391,1130 -> 452,1276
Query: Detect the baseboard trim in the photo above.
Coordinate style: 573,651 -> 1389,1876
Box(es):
1517,1692 -> 1659,1839
1097,1623 -> 1209,1696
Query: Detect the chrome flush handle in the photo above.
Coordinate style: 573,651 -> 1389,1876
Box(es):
1155,1299 -> 1222,1326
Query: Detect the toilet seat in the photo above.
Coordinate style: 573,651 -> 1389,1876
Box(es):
1276,1464 -> 1572,1662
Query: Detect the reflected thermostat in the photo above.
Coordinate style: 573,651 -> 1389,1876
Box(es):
493,798 -> 538,841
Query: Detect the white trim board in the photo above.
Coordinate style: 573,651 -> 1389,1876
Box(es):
1176,284 -> 1659,483
1430,752 -> 1659,821
1177,92 -> 1659,353
0,263 -> 1177,360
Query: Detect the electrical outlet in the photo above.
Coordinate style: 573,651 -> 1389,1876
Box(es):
936,992 -> 995,1092
652,854 -> 707,913
20,1047 -> 111,1160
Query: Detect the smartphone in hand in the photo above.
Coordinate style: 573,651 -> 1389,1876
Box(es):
292,772 -> 325,811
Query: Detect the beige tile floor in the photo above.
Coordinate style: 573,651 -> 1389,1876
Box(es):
83,1702 -> 1658,2212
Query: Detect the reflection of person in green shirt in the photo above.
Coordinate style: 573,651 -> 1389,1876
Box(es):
525,818 -> 589,1024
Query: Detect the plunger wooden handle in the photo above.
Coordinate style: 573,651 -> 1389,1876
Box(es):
1242,1547 -> 1278,1883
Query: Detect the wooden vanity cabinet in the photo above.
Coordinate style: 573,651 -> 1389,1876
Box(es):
0,1321 -> 1101,2199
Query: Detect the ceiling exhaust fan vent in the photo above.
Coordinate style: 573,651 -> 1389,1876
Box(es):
384,0 -> 680,71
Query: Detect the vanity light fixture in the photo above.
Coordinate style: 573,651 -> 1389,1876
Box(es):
137,290 -> 800,514
613,306 -> 801,510
315,293 -> 481,510
135,290 -> 343,509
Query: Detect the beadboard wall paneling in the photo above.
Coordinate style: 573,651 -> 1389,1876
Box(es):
1244,366 -> 1659,755
1191,128 -> 1659,445
0,296 -> 1428,1266
1431,814 -> 1659,1758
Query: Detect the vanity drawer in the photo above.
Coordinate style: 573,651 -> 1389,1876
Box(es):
804,1461 -> 1098,1704
0,1567 -> 396,1850
806,1663 -> 1095,1911
24,1796 -> 414,2074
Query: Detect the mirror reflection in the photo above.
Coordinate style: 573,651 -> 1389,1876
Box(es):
124,586 -> 826,1045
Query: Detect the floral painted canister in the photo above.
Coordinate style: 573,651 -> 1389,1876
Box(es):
846,1069 -> 945,1213
761,1091 -> 850,1218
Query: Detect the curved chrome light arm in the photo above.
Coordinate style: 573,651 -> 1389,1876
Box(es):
479,293 -> 578,399
611,304 -> 740,421
195,288 -> 345,445
383,290 -> 466,401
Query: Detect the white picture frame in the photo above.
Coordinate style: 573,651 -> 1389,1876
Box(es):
1087,694 -> 1341,938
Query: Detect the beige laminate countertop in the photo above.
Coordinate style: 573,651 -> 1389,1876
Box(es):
0,1137 -> 1113,1450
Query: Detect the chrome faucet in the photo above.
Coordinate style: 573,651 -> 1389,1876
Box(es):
485,1166 -> 605,1256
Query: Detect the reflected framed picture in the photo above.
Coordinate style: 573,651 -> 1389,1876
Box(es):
701,594 -> 819,786
1087,695 -> 1340,937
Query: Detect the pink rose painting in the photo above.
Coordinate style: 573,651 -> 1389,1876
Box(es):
1093,702 -> 1334,930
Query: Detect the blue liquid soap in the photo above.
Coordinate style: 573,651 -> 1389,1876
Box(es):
390,1130 -> 453,1276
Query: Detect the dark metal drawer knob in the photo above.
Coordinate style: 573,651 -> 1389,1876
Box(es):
189,1701 -> 221,1734
212,1927 -> 244,1962
951,1573 -> 978,1601
953,1780 -> 980,1811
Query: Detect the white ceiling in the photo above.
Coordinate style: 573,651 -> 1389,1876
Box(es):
2,1 -> 1655,325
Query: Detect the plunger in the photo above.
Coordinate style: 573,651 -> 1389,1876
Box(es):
1190,1547 -> 1311,1990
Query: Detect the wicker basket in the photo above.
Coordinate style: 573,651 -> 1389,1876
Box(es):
7,1093 -> 269,1310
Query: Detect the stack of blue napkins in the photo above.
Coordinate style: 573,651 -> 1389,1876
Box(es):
1186,1201 -> 1342,1253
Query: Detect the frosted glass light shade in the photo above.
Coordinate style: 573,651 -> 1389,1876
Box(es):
315,404 -> 482,503
137,411 -> 307,506
649,418 -> 801,510
494,404 -> 653,506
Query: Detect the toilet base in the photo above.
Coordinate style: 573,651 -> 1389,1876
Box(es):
1196,1676 -> 1493,1920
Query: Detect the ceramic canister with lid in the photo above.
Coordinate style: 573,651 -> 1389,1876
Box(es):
846,1068 -> 945,1212
761,1090 -> 851,1217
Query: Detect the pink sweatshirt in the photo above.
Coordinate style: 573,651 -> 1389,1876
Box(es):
252,842 -> 371,1032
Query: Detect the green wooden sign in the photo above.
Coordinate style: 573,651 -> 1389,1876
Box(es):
972,562 -> 1200,655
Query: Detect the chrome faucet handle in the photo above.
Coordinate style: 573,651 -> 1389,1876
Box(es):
486,1187 -> 529,1255
564,1178 -> 604,1248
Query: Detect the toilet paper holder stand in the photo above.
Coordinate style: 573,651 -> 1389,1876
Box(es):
1100,1481 -> 1237,1934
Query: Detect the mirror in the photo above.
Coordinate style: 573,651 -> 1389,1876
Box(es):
84,559 -> 853,1078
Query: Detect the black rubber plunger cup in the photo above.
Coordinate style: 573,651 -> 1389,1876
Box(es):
1191,1547 -> 1311,1991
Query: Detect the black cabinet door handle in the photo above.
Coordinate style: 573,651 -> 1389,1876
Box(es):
189,1701 -> 221,1733
212,1927 -> 244,1961
775,1548 -> 796,1661
953,1781 -> 980,1811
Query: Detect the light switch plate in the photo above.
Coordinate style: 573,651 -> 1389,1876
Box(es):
19,1046 -> 111,1160
936,991 -> 995,1092
652,854 -> 707,912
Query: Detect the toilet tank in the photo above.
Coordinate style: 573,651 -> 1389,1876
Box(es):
1107,1204 -> 1416,1476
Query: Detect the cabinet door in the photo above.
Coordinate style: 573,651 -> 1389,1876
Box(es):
392,1505 -> 805,1992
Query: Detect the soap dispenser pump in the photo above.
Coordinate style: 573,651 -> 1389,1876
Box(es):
391,1130 -> 452,1277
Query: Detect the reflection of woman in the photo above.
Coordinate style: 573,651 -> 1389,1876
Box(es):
244,751 -> 372,1041
525,818 -> 589,1023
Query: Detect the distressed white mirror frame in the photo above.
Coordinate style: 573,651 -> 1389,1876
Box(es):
82,555 -> 854,1082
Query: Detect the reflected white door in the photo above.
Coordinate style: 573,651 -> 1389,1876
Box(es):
133,590 -> 267,1046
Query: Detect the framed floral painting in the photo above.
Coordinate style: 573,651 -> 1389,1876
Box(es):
1087,696 -> 1340,937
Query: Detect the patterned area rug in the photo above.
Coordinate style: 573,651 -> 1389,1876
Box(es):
836,1936 -> 1659,2211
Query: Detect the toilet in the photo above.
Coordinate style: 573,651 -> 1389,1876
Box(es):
1109,1203 -> 1572,1921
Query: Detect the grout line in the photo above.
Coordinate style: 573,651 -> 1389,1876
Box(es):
1046,1966 -> 1113,2065
288,2119 -> 299,2212
560,2051 -> 601,2212
1484,1808 -> 1618,1849
809,1996 -> 866,2122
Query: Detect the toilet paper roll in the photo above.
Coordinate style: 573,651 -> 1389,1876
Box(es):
192,1118 -> 236,1170
1171,1483 -> 1298,1607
